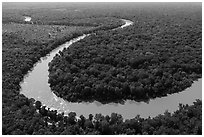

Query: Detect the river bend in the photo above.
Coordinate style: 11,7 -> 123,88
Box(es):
20,19 -> 201,119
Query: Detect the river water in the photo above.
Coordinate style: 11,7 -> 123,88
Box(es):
24,16 -> 32,22
20,19 -> 201,119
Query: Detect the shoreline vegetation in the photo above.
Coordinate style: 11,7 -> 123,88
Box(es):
2,3 -> 202,135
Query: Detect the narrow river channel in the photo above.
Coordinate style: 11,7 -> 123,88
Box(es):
20,19 -> 202,119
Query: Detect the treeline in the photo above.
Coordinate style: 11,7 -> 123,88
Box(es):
46,17 -> 124,31
3,99 -> 202,135
48,8 -> 201,103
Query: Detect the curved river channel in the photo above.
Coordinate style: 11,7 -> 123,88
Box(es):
20,19 -> 202,119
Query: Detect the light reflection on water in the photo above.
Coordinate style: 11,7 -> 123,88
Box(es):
24,16 -> 32,22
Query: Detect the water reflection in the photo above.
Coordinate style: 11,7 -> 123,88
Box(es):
24,16 -> 32,22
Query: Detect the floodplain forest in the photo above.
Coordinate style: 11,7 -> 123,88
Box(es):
2,2 -> 202,135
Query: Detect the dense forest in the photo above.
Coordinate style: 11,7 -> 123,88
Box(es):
48,4 -> 201,103
2,2 -> 202,135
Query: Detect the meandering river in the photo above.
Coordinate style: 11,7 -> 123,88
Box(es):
20,19 -> 202,119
